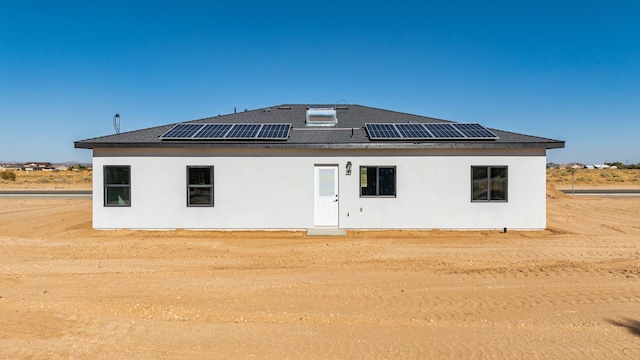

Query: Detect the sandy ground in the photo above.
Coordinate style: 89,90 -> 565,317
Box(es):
0,171 -> 91,190
1,195 -> 640,359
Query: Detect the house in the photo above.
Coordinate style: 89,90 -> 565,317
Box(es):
24,162 -> 54,171
75,104 -> 564,231
0,163 -> 24,171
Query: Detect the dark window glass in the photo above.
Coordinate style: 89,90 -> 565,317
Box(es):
105,166 -> 130,185
472,167 -> 488,201
104,166 -> 130,206
189,167 -> 212,185
360,167 -> 377,196
378,167 -> 396,196
489,167 -> 507,201
472,166 -> 507,202
188,166 -> 214,206
105,187 -> 130,206
360,166 -> 396,197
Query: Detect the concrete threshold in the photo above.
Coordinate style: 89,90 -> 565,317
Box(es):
306,228 -> 347,236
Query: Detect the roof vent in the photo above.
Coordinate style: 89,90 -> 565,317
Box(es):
306,107 -> 337,127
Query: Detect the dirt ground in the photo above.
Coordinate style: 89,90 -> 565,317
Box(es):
0,170 -> 92,190
0,192 -> 639,359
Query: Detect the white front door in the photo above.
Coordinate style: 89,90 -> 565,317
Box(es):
314,166 -> 339,226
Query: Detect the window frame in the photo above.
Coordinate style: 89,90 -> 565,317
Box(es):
187,166 -> 214,207
359,165 -> 397,198
471,166 -> 508,202
103,165 -> 131,207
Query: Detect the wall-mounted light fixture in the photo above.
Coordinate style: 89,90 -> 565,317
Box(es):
346,161 -> 352,175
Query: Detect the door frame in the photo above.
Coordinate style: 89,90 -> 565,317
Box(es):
313,165 -> 339,227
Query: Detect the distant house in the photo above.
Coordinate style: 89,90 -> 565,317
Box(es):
0,163 -> 24,171
24,162 -> 54,171
75,104 -> 564,231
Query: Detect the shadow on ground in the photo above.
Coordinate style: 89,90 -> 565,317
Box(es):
606,318 -> 640,337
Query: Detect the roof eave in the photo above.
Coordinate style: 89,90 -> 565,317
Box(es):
75,141 -> 565,150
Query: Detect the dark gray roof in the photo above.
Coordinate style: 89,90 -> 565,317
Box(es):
75,104 -> 564,150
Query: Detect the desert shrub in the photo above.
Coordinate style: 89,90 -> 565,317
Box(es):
0,171 -> 16,181
606,161 -> 625,169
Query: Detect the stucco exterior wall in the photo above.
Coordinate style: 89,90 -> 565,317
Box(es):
92,147 -> 547,230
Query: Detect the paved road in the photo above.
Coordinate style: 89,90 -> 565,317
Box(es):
0,190 -> 92,199
560,189 -> 640,198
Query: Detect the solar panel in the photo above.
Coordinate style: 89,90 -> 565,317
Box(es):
366,124 -> 401,139
193,124 -> 233,139
257,124 -> 291,139
160,124 -> 205,139
225,124 -> 262,139
365,122 -> 499,141
424,123 -> 464,138
395,123 -> 433,139
160,123 -> 292,141
453,123 -> 498,139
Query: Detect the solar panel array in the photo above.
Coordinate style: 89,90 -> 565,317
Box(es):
396,123 -> 433,139
226,124 -> 261,139
193,124 -> 233,139
366,124 -> 402,139
160,123 -> 291,140
424,123 -> 463,138
257,124 -> 291,139
160,124 -> 205,139
365,123 -> 498,140
451,123 -> 497,138
160,122 -> 496,141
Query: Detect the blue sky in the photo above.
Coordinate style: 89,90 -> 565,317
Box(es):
1,1 -> 639,164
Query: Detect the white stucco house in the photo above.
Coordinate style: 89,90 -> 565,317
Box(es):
75,104 -> 564,231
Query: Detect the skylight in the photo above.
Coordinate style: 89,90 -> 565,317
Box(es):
306,108 -> 337,126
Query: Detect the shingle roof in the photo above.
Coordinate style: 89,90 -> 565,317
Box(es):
75,104 -> 564,150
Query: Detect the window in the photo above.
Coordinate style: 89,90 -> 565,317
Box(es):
104,166 -> 130,206
187,166 -> 214,206
472,166 -> 507,202
360,166 -> 396,197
